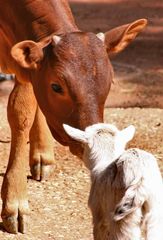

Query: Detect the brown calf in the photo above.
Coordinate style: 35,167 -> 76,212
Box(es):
0,0 -> 147,234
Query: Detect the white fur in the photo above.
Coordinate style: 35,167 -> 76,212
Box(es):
96,32 -> 105,42
64,123 -> 163,240
52,35 -> 61,45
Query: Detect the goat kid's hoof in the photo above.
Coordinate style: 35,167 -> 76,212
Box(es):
31,163 -> 55,181
2,213 -> 29,234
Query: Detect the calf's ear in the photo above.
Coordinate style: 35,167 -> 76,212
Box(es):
97,19 -> 147,56
63,124 -> 88,144
11,38 -> 51,69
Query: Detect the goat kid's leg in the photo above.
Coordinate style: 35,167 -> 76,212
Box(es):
1,81 -> 37,234
29,106 -> 55,181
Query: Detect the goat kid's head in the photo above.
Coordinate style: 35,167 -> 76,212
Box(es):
63,123 -> 135,169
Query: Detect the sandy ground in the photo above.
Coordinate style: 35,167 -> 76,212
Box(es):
0,0 -> 163,239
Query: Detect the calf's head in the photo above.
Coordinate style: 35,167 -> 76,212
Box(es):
11,19 -> 146,156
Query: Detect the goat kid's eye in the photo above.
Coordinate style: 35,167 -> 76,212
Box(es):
51,83 -> 63,94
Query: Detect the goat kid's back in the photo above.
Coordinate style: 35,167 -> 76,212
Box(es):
89,148 -> 163,240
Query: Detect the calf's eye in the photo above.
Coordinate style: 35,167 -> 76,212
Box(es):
51,83 -> 63,94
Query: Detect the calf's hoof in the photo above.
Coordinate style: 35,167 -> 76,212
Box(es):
30,152 -> 55,181
31,163 -> 55,181
2,214 -> 29,234
2,201 -> 29,234
1,171 -> 30,234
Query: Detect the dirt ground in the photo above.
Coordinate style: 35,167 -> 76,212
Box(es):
0,0 -> 163,239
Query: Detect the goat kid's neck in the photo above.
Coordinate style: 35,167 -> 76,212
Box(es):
87,145 -> 115,176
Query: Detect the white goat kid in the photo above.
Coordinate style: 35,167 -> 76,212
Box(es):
63,123 -> 163,240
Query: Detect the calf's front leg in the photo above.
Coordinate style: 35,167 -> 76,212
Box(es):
1,81 -> 37,234
29,106 -> 55,181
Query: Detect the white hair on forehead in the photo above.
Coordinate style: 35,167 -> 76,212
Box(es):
85,123 -> 119,137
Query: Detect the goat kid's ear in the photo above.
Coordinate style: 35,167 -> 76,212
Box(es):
11,38 -> 51,69
120,125 -> 135,143
63,124 -> 88,144
97,19 -> 147,56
